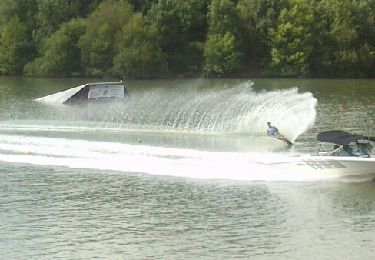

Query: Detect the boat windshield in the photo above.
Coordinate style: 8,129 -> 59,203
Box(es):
357,142 -> 374,156
317,131 -> 375,157
318,141 -> 374,157
332,142 -> 374,157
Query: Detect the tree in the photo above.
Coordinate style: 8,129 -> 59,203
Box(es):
34,0 -> 101,40
0,0 -> 373,78
236,0 -> 289,75
127,0 -> 157,14
79,0 -> 133,76
24,19 -> 86,77
0,0 -> 38,70
113,13 -> 166,78
0,0 -> 38,29
147,0 -> 206,74
268,0 -> 315,77
204,0 -> 243,76
0,17 -> 30,75
0,0 -> 17,25
204,32 -> 242,75
315,0 -> 375,77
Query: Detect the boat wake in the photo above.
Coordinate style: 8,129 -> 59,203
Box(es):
1,133 -> 371,182
0,81 -> 324,181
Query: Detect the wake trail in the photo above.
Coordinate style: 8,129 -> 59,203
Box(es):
0,134 -> 335,182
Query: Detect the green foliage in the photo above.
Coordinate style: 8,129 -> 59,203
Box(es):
0,0 -> 38,70
204,0 -> 243,76
24,19 -> 87,77
237,0 -> 289,75
0,0 -> 38,27
79,0 -> 133,76
208,0 -> 240,36
0,0 -> 17,25
268,0 -> 315,77
0,0 -> 373,78
128,0 -> 157,14
314,0 -> 375,77
113,13 -> 166,78
204,32 -> 242,76
35,0 -> 101,40
0,17 -> 30,75
147,0 -> 206,74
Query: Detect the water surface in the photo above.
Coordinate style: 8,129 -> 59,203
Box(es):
0,77 -> 374,259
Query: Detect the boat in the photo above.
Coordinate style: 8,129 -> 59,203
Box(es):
316,130 -> 375,157
35,81 -> 128,104
258,130 -> 375,180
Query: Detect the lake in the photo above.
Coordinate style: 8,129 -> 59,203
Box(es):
1,77 -> 374,259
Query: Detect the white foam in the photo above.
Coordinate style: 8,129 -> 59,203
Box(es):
0,134 -> 331,182
32,82 -> 317,141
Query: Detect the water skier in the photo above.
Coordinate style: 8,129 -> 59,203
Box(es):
267,122 -> 293,146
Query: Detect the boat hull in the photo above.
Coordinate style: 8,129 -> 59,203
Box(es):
260,155 -> 375,179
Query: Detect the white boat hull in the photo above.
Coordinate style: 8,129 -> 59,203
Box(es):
260,155 -> 375,179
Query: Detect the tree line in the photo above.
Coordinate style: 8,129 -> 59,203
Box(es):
0,0 -> 374,78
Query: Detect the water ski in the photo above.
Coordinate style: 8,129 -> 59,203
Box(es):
277,135 -> 293,147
